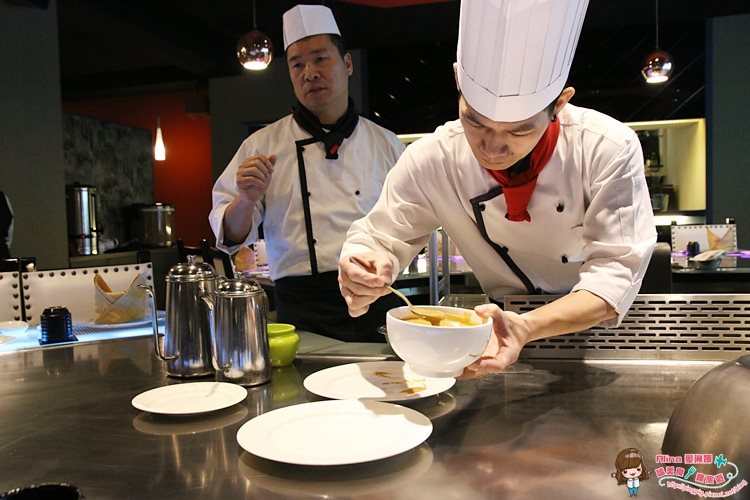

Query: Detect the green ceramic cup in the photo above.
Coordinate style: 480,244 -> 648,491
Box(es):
267,323 -> 299,367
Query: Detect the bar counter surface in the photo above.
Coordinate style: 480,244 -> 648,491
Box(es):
0,332 -> 718,499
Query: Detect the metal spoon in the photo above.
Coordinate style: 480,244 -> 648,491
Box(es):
386,285 -> 447,325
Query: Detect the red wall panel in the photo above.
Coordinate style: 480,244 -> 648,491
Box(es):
62,91 -> 213,246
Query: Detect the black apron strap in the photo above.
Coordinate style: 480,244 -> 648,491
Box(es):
295,137 -> 320,275
470,187 -> 539,295
274,272 -> 401,342
0,192 -> 11,259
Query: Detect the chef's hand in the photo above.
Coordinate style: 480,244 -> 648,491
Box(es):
338,252 -> 394,317
458,304 -> 532,379
236,154 -> 276,204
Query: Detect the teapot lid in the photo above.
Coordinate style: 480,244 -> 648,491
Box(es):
166,261 -> 217,282
216,277 -> 264,296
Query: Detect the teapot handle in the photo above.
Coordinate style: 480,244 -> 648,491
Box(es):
139,284 -> 177,361
200,293 -> 231,373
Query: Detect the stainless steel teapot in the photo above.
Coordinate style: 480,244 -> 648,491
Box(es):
143,259 -> 217,378
201,277 -> 271,386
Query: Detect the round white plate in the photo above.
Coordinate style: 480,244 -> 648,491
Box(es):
76,311 -> 165,330
303,361 -> 455,402
236,399 -> 433,465
131,382 -> 247,415
0,320 -> 28,335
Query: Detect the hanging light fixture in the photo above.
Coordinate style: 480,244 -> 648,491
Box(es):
641,0 -> 673,84
154,116 -> 166,161
237,0 -> 274,71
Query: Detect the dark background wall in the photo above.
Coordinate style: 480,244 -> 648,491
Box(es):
0,1 -> 68,269
708,14 -> 750,249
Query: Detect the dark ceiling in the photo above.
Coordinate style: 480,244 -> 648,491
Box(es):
55,0 -> 750,132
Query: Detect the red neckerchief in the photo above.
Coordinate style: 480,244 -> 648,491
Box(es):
485,118 -> 560,222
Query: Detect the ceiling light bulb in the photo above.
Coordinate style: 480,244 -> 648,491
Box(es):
154,117 -> 166,161
642,49 -> 673,84
237,30 -> 273,70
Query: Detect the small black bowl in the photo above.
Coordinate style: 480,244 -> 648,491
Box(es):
0,483 -> 84,499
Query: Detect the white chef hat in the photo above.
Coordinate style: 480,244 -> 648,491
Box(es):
457,0 -> 589,122
283,4 -> 342,51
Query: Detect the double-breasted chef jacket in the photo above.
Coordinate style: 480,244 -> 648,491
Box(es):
211,114 -> 404,278
343,104 -> 657,326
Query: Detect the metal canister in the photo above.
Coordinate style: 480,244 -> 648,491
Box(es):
65,184 -> 99,256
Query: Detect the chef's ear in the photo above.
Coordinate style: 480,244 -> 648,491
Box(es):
345,53 -> 353,77
554,87 -> 576,115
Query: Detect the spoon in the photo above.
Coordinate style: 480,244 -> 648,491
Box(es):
385,285 -> 447,325
347,256 -> 447,325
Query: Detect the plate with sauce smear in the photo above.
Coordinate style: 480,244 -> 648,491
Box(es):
303,361 -> 455,402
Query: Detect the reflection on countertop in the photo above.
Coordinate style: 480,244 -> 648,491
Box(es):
0,331 -> 721,499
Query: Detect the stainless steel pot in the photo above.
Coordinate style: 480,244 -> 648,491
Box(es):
662,355 -> 750,497
131,203 -> 175,247
202,277 -> 270,386
143,259 -> 217,377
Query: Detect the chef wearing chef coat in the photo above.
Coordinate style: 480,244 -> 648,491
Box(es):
210,5 -> 404,342
338,0 -> 656,374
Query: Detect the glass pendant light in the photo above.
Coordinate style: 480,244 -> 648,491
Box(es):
154,116 -> 166,161
642,0 -> 673,84
237,0 -> 274,71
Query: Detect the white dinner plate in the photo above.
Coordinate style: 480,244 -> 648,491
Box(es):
0,320 -> 28,335
236,399 -> 433,466
303,361 -> 455,402
131,382 -> 247,415
75,311 -> 165,330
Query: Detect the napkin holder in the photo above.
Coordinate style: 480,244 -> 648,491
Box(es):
94,272 -> 150,324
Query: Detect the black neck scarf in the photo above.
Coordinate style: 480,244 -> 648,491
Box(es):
292,98 -> 360,159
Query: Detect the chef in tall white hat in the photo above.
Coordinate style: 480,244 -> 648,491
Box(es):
339,0 -> 656,377
210,4 -> 404,342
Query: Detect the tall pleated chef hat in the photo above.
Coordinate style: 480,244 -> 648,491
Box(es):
457,0 -> 589,122
283,4 -> 342,51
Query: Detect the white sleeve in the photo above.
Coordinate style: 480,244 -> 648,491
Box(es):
208,140 -> 264,255
571,130 -> 657,326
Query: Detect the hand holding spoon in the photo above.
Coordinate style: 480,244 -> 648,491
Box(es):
348,256 -> 453,325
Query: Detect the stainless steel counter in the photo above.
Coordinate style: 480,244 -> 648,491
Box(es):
0,335 -> 717,499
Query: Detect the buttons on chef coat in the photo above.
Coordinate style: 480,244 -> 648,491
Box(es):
561,255 -> 568,264
479,204 -> 486,211
355,190 -> 360,196
556,202 -> 564,213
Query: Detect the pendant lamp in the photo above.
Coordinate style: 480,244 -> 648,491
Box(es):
154,116 -> 166,161
237,0 -> 274,71
641,0 -> 673,84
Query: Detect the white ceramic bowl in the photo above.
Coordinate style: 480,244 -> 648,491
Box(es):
385,306 -> 492,378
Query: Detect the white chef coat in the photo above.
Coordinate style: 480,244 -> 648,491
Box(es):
343,104 -> 656,326
210,114 -> 404,280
